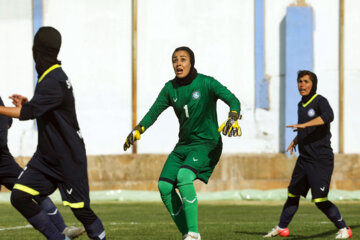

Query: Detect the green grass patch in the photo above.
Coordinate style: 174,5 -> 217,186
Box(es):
0,201 -> 358,239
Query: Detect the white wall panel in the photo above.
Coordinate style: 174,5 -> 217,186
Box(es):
0,0 -> 35,156
43,0 -> 132,155
344,0 -> 360,153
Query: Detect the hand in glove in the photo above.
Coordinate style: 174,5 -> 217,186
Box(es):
123,125 -> 145,151
218,111 -> 242,137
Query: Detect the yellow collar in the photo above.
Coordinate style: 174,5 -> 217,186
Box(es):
302,94 -> 318,107
38,64 -> 61,83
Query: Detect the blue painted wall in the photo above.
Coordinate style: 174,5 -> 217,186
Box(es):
33,0 -> 42,35
32,0 -> 42,130
33,0 -> 42,82
284,6 -> 313,154
255,0 -> 269,109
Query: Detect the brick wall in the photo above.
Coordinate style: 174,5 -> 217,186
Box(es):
12,154 -> 360,192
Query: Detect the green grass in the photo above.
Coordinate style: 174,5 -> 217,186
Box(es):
0,201 -> 358,239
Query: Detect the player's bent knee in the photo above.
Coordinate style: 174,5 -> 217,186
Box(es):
10,189 -> 41,218
72,207 -> 98,226
177,168 -> 196,186
158,180 -> 174,196
11,189 -> 31,208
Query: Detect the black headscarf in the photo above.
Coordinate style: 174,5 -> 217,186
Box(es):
297,70 -> 318,103
173,46 -> 198,86
33,26 -> 62,78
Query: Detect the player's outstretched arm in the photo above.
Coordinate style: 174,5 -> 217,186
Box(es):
0,94 -> 29,118
123,124 -> 145,151
0,106 -> 21,118
286,116 -> 325,132
218,111 -> 242,137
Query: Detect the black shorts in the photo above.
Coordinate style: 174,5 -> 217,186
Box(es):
14,167 -> 90,209
0,151 -> 23,190
288,157 -> 333,201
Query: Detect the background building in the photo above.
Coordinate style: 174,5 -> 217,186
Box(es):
0,0 -> 359,192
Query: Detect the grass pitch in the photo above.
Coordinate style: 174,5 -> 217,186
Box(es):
0,201 -> 359,239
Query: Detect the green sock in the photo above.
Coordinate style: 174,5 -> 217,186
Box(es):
158,181 -> 188,235
177,168 -> 198,233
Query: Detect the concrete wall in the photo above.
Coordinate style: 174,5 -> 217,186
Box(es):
0,0 -> 359,156
13,154 -> 360,192
344,0 -> 360,153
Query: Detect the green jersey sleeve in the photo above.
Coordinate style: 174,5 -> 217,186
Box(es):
139,83 -> 171,129
210,78 -> 241,113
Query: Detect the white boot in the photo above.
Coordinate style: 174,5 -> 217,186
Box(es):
184,232 -> 201,240
62,226 -> 86,239
335,227 -> 352,239
264,225 -> 289,238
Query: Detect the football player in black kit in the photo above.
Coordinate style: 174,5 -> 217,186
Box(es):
0,96 -> 84,239
0,27 -> 105,240
264,70 -> 352,239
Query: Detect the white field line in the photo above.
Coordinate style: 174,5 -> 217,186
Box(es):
109,222 -> 138,225
0,224 -> 32,231
0,222 -> 139,231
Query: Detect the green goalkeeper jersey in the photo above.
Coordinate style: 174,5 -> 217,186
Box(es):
139,73 -> 240,145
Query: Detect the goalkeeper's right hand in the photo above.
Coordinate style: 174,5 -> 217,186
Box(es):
123,124 -> 145,151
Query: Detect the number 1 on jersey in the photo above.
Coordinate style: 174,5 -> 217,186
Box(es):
184,105 -> 189,118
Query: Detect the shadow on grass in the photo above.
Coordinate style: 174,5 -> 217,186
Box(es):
235,224 -> 359,239
234,231 -> 265,237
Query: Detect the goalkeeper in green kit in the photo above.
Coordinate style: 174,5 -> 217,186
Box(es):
123,46 -> 241,240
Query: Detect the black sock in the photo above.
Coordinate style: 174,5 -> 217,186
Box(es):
38,197 -> 67,232
279,197 -> 300,228
84,218 -> 106,240
315,201 -> 347,229
28,211 -> 64,240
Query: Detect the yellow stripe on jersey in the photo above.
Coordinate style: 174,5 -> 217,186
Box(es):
63,201 -> 85,208
288,192 -> 300,198
38,64 -> 61,83
312,197 -> 328,203
302,94 -> 318,108
13,184 -> 40,196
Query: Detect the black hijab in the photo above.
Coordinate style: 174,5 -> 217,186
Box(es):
297,70 -> 318,103
173,46 -> 198,86
33,26 -> 62,78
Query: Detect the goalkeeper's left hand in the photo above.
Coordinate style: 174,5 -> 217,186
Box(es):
123,124 -> 145,151
218,111 -> 242,137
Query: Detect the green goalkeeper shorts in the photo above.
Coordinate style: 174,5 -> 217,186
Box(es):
159,139 -> 222,185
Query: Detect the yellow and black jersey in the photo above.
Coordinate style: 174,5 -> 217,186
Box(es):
20,64 -> 87,182
297,94 -> 334,161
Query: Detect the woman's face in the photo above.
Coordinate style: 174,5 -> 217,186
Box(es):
172,50 -> 191,78
298,74 -> 313,96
